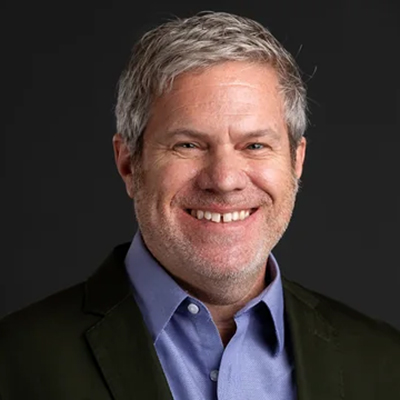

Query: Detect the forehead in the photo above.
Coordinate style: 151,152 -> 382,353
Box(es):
146,61 -> 286,138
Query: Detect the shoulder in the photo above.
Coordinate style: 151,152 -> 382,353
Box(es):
283,278 -> 400,350
0,243 -> 132,342
284,279 -> 400,393
0,282 -> 98,349
0,281 -> 104,395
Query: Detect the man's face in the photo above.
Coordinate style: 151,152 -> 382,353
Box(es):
119,61 -> 306,297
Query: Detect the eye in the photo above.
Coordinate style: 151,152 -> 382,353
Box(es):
247,143 -> 266,150
175,142 -> 198,149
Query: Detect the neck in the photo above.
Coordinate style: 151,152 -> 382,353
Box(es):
178,270 -> 267,346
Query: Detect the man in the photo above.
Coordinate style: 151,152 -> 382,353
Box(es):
1,11 -> 399,400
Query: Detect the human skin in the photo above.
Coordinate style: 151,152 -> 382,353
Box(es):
113,61 -> 306,344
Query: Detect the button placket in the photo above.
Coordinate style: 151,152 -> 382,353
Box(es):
187,302 -> 200,315
210,369 -> 219,382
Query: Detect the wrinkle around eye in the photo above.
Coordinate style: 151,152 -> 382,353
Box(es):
171,142 -> 206,159
172,142 -> 208,153
242,144 -> 277,161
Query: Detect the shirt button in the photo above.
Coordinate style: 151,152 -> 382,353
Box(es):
210,370 -> 219,382
187,303 -> 200,315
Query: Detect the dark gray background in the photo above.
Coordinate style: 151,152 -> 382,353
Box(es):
1,0 -> 399,329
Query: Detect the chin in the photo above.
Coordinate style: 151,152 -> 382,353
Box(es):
188,247 -> 266,281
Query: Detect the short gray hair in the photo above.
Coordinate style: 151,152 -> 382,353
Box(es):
115,11 -> 307,161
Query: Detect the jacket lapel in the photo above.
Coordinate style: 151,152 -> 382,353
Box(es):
283,279 -> 344,400
83,244 -> 173,400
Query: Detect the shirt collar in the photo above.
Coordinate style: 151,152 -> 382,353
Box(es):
234,252 -> 286,353
125,231 -> 286,352
124,232 -> 188,343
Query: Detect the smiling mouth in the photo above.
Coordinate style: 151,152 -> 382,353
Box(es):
185,208 -> 258,223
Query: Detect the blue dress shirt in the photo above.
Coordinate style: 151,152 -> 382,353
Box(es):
125,231 -> 296,400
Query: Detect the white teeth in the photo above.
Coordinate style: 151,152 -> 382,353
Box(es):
211,213 -> 221,222
222,213 -> 232,222
204,211 -> 212,220
189,209 -> 254,223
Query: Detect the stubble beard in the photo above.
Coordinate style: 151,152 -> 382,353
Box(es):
132,168 -> 299,304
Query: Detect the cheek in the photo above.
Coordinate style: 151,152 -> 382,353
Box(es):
250,161 -> 294,198
145,159 -> 199,202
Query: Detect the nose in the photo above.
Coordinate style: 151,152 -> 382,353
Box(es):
196,146 -> 248,194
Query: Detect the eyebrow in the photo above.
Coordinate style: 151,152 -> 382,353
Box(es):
164,128 -> 282,142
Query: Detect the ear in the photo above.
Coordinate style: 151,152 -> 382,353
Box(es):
294,137 -> 307,179
112,133 -> 134,199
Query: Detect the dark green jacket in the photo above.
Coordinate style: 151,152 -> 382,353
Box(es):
1,244 -> 400,399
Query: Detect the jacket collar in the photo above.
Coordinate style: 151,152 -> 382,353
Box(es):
283,278 -> 344,400
83,244 -> 131,316
83,243 -> 343,400
84,243 -> 173,400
